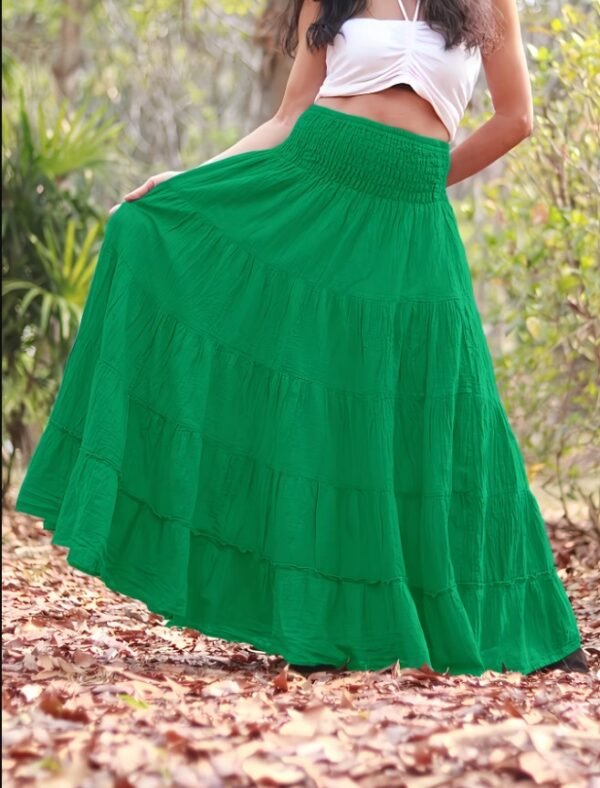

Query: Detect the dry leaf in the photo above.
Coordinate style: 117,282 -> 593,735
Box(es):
242,756 -> 306,784
273,666 -> 289,692
3,505 -> 599,788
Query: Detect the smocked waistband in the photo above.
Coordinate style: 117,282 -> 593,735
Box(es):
275,104 -> 451,203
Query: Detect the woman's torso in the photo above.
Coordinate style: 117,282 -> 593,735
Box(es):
314,0 -> 482,142
315,86 -> 451,142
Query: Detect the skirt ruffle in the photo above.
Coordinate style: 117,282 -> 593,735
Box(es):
15,104 -> 583,674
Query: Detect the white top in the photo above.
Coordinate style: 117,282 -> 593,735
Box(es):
315,0 -> 482,142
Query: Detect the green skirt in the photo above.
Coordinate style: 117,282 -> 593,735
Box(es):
15,104 -> 583,674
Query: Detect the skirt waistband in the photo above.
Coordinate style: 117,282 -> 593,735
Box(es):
276,104 -> 451,204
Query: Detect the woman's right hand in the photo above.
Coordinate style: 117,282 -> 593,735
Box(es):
109,170 -> 183,215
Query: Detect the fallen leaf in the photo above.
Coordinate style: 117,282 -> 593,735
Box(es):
39,690 -> 90,723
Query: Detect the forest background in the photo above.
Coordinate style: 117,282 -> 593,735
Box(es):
2,0 -> 599,537
2,3 -> 599,785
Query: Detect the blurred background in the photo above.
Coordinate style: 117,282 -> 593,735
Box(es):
2,0 -> 599,536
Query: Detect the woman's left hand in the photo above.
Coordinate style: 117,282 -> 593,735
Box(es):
109,170 -> 183,215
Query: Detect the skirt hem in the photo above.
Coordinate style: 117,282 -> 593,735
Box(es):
14,495 -> 583,676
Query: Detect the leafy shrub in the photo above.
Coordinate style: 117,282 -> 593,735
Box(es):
458,4 -> 599,533
2,85 -> 121,498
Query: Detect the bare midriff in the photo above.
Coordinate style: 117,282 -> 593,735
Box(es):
315,84 -> 450,142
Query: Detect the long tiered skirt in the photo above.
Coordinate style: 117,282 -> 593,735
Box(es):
14,104 -> 583,674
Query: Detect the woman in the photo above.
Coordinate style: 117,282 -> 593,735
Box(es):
15,0 -> 588,676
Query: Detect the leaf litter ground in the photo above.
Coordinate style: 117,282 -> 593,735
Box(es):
2,501 -> 599,787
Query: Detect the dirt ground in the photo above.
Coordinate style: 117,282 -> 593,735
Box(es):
2,493 -> 599,787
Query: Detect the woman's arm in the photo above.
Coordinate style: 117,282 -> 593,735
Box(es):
447,0 -> 534,188
117,0 -> 326,207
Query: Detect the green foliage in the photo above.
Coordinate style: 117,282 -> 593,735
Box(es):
3,217 -> 102,344
2,81 -> 121,497
459,3 -> 600,528
2,0 -> 262,499
33,102 -> 122,178
1,352 -> 59,501
2,0 -> 598,533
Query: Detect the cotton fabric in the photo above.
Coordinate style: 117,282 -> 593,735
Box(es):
314,3 -> 482,142
15,104 -> 583,674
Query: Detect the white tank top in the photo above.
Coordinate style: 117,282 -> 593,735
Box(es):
314,0 -> 482,142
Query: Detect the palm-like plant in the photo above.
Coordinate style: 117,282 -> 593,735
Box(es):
2,82 -> 122,498
3,217 -> 101,347
36,100 -> 124,179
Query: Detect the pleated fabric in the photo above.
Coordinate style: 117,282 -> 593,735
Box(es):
15,104 -> 583,674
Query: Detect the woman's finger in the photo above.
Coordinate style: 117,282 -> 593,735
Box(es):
110,171 -> 171,216
123,177 -> 156,202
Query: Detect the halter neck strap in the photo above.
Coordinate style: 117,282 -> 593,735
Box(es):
397,0 -> 421,21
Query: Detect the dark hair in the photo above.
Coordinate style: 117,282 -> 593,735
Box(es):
279,0 -> 503,58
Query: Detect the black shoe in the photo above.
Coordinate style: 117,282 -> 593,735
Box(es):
289,663 -> 339,675
532,646 -> 590,675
